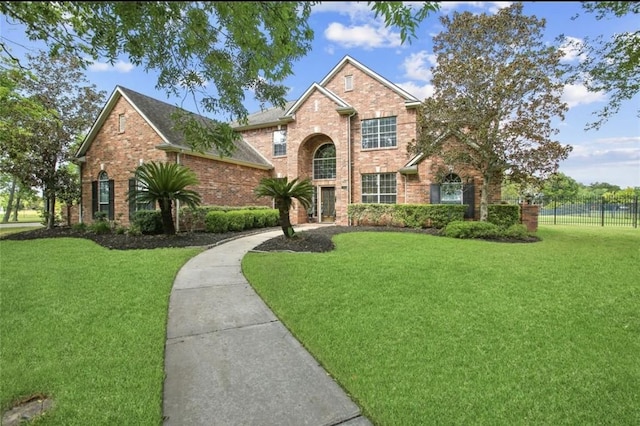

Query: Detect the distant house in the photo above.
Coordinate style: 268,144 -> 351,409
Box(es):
72,55 -> 499,227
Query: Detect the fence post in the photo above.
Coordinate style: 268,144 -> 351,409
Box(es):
634,196 -> 638,229
601,196 -> 605,227
553,198 -> 557,225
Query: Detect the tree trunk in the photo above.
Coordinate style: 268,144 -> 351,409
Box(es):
160,199 -> 176,235
46,195 -> 57,229
480,174 -> 490,221
11,193 -> 21,222
279,207 -> 295,238
2,178 -> 16,223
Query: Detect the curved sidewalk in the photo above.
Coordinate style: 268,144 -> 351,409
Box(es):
162,226 -> 372,426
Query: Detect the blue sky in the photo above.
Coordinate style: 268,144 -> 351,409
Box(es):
2,2 -> 639,188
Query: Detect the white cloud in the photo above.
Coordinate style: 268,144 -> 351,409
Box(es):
88,60 -> 134,73
311,2 -> 374,21
401,51 -> 436,82
438,2 -> 512,14
562,83 -> 607,108
559,36 -> 587,63
324,22 -> 402,49
396,82 -> 434,101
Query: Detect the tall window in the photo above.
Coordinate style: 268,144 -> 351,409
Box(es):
344,75 -> 353,91
118,113 -> 126,132
441,173 -> 463,203
273,129 -> 286,156
361,117 -> 397,149
98,171 -> 110,213
362,173 -> 396,204
313,144 -> 336,179
129,175 -> 154,220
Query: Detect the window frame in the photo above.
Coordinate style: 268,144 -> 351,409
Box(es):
313,143 -> 336,180
98,171 -> 110,213
361,116 -> 397,150
273,129 -> 287,156
118,113 -> 126,133
361,173 -> 397,204
344,75 -> 353,91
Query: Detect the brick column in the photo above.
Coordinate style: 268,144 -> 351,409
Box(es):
520,203 -> 539,232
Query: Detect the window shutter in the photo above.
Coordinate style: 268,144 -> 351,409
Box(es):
129,178 -> 136,221
463,183 -> 475,219
108,179 -> 115,220
91,181 -> 98,219
430,184 -> 441,204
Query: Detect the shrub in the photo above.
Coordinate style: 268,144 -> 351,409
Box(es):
89,220 -> 112,235
503,224 -> 530,239
487,204 -> 520,228
72,222 -> 87,232
253,210 -> 267,228
127,224 -> 142,236
443,220 -> 501,239
226,211 -> 246,232
132,210 -> 163,235
205,211 -> 229,233
263,210 -> 279,227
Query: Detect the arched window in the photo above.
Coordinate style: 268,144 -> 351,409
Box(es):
441,173 -> 463,203
313,143 -> 336,179
98,171 -> 110,212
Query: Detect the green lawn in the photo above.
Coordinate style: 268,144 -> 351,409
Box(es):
0,239 -> 201,425
242,226 -> 640,425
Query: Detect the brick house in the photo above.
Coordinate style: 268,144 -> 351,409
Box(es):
73,86 -> 273,227
73,55 -> 498,227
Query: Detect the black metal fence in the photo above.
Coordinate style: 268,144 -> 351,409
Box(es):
501,195 -> 639,228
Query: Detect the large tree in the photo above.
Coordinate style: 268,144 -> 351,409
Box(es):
411,2 -> 573,221
0,51 -> 105,228
0,1 -> 438,154
561,2 -> 640,130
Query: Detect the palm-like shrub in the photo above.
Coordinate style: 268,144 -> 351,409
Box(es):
127,161 -> 201,235
254,176 -> 313,238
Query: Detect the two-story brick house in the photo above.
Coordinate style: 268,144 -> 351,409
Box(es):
74,55 -> 496,227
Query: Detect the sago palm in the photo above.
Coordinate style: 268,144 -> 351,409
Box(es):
254,176 -> 313,238
127,161 -> 201,235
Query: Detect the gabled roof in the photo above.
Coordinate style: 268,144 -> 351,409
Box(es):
75,86 -> 272,169
282,83 -> 355,118
320,55 -> 421,107
230,100 -> 297,131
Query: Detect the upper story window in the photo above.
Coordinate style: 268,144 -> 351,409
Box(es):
273,129 -> 286,156
313,143 -> 336,180
361,116 -> 397,149
118,113 -> 126,133
361,173 -> 397,204
344,75 -> 353,91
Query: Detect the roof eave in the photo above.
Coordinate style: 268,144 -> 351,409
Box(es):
156,144 -> 273,170
232,116 -> 294,131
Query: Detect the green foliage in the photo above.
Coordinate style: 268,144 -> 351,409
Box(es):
226,211 -> 246,232
413,3 -> 572,220
348,203 -> 466,229
205,211 -> 230,233
487,204 -> 520,228
128,161 -> 201,235
443,220 -> 501,239
254,176 -> 313,238
89,220 -> 111,235
263,210 -> 279,227
503,223 -> 530,239
131,210 -> 163,235
561,2 -> 640,130
72,222 -> 87,232
0,2 -> 439,153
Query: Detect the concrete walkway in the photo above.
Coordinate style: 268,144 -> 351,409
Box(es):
162,226 -> 372,426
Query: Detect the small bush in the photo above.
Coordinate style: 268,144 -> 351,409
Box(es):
264,210 -> 279,227
205,211 -> 229,233
253,210 -> 267,228
127,224 -> 142,236
503,224 -> 530,239
89,220 -> 112,235
488,204 -> 520,228
443,220 -> 501,239
72,222 -> 87,232
115,225 -> 127,235
132,210 -> 163,235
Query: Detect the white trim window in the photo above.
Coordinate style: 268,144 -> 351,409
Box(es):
313,144 -> 336,179
344,75 -> 353,91
361,116 -> 396,149
273,129 -> 286,156
441,173 -> 463,204
362,173 -> 396,204
118,113 -> 126,133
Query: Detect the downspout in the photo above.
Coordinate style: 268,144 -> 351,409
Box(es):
347,110 -> 356,226
78,162 -> 83,224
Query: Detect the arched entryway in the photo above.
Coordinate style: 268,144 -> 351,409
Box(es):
313,143 -> 336,222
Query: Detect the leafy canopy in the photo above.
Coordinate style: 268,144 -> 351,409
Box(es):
254,176 -> 313,238
412,2 -> 572,220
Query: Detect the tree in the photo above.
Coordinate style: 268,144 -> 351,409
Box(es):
0,51 -> 106,228
127,161 -> 202,235
0,2 -> 439,154
540,172 -> 583,200
411,3 -> 573,221
56,165 -> 81,227
254,177 -> 313,238
561,2 -> 640,130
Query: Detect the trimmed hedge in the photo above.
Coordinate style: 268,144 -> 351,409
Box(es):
348,203 -> 466,229
487,204 -> 520,228
203,208 -> 280,234
180,205 -> 272,231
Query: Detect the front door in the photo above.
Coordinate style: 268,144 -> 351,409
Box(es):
320,187 -> 335,223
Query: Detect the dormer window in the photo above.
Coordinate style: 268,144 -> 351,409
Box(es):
344,75 -> 353,91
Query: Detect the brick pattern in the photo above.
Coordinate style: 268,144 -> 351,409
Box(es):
520,204 -> 540,232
